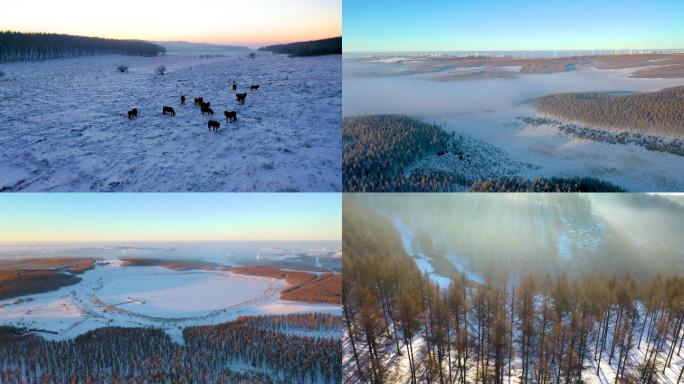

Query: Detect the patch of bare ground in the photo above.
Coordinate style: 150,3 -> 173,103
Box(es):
0,270 -> 81,301
231,265 -> 340,304
432,67 -> 518,80
0,257 -> 96,273
364,53 -> 684,78
631,64 -> 684,78
281,274 -> 342,304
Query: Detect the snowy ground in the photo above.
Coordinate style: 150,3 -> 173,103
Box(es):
0,261 -> 341,343
393,218 -> 484,289
0,52 -> 341,191
344,304 -> 683,384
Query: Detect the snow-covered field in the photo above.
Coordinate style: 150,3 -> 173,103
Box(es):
0,261 -> 340,343
0,52 -> 341,191
344,58 -> 684,191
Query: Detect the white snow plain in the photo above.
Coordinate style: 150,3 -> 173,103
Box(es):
0,261 -> 341,343
0,52 -> 341,191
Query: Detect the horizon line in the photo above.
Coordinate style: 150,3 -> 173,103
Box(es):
2,29 -> 341,49
0,239 -> 342,244
344,48 -> 684,53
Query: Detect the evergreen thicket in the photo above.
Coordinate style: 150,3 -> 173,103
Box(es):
259,37 -> 341,57
343,115 -> 451,192
0,314 -> 341,384
470,177 -> 625,192
534,86 -> 684,138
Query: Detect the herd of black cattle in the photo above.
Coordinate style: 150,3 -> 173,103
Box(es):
126,80 -> 260,132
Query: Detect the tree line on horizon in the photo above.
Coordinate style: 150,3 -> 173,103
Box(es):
343,199 -> 684,384
0,31 -> 166,63
259,37 -> 341,57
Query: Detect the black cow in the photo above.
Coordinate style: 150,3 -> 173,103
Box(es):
162,106 -> 176,116
127,108 -> 138,119
250,85 -> 260,91
194,97 -> 204,106
201,106 -> 214,116
180,96 -> 186,106
208,120 -> 221,131
236,93 -> 247,103
224,111 -> 238,122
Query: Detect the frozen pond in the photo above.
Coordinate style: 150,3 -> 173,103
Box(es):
343,56 -> 684,191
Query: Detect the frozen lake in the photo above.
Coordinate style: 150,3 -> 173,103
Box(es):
343,56 -> 684,191
0,52 -> 341,192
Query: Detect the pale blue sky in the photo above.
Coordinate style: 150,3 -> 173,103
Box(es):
0,194 -> 341,242
343,0 -> 684,52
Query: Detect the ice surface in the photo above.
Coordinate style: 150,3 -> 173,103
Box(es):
0,52 -> 341,191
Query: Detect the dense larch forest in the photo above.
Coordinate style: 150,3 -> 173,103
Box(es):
343,198 -> 684,384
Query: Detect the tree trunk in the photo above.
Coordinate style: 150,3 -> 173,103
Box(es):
343,300 -> 364,382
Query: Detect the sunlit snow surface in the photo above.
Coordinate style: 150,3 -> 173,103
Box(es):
0,262 -> 340,343
0,52 -> 341,191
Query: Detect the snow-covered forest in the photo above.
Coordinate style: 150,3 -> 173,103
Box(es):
343,198 -> 684,384
0,313 -> 341,384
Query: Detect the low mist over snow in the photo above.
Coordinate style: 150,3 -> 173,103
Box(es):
354,193 -> 684,283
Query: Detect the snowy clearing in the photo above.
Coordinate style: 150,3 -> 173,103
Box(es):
0,52 -> 341,191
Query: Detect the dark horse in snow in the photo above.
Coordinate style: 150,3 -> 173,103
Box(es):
127,108 -> 138,119
224,111 -> 237,122
194,97 -> 204,106
180,96 -> 186,106
202,106 -> 214,116
250,85 -> 260,91
236,93 -> 247,104
232,81 -> 237,91
208,120 -> 220,131
162,106 -> 176,116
